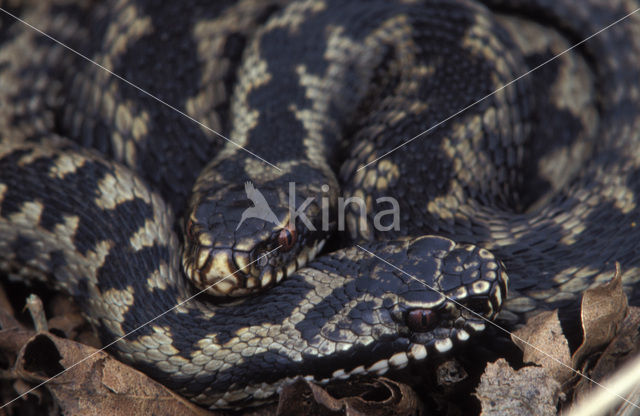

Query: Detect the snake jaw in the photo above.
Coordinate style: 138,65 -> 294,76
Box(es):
182,226 -> 327,296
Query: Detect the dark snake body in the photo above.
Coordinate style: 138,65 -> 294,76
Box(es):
0,0 -> 639,410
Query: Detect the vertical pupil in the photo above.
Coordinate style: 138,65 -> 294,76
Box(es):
407,309 -> 435,332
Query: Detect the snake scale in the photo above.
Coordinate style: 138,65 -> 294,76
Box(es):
1,0 -> 640,410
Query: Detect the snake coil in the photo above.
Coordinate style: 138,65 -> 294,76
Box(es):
0,0 -> 639,409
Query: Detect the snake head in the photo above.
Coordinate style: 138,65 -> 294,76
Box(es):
305,237 -> 508,383
389,237 -> 508,358
182,176 -> 334,297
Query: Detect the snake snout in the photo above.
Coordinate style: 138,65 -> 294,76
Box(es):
439,244 -> 508,320
181,231 -> 284,297
392,238 -> 508,357
182,213 -> 327,297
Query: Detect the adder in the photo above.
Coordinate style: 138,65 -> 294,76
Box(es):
0,0 -> 639,410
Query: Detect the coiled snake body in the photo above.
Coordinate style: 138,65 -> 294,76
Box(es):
0,0 -> 639,409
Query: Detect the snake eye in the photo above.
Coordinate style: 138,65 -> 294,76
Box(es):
406,309 -> 438,332
278,225 -> 297,252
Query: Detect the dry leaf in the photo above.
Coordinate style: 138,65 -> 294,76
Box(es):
46,294 -> 96,341
0,311 -> 54,413
573,265 -> 627,365
476,359 -> 561,416
276,377 -> 423,416
0,327 -> 37,357
571,307 -> 640,414
511,309 -> 573,384
511,267 -> 628,386
9,332 -> 216,416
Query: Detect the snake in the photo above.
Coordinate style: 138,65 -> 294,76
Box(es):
0,0 -> 639,410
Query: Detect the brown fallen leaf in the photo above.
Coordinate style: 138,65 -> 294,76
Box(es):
5,331 -> 216,416
568,307 -> 640,415
511,266 -> 627,386
46,295 -> 102,349
0,311 -> 56,414
573,264 -> 627,366
511,309 -> 573,384
276,377 -> 423,416
475,359 -> 561,416
0,304 -> 32,366
0,327 -> 37,357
